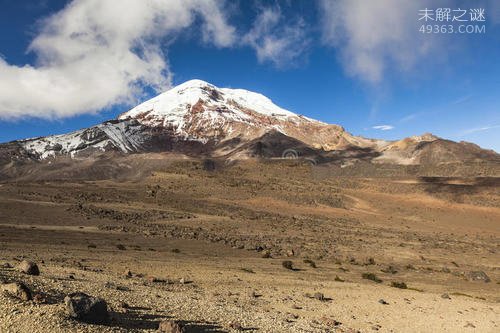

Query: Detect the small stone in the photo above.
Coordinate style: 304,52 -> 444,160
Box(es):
466,271 -> 490,283
441,293 -> 451,299
17,260 -> 40,276
33,293 -> 46,304
320,316 -> 342,327
124,269 -> 132,278
64,292 -> 109,324
229,321 -> 243,330
179,278 -> 185,284
313,292 -> 325,301
148,276 -> 160,283
378,299 -> 389,305
158,320 -> 185,333
1,263 -> 12,269
0,282 -> 32,301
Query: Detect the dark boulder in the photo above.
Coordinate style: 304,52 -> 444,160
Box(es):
17,260 -> 40,276
466,271 -> 491,283
158,320 -> 185,333
64,292 -> 109,324
0,282 -> 32,301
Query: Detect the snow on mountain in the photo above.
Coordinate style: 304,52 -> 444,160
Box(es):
15,79 -> 388,160
121,79 -> 301,121
20,119 -> 148,159
16,79 -> 483,165
118,79 -> 321,140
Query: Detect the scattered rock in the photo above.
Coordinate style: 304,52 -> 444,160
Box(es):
229,321 -> 243,330
282,260 -> 294,270
286,313 -> 298,322
0,282 -> 32,301
64,292 -> 109,324
466,271 -> 490,283
390,281 -> 407,289
33,293 -> 46,304
1,262 -> 12,269
362,272 -> 382,283
320,316 -> 342,327
364,257 -> 376,265
148,276 -> 161,283
381,265 -> 398,274
378,299 -> 389,305
334,275 -> 345,282
313,292 -> 325,301
158,320 -> 185,333
261,250 -> 271,258
124,269 -> 132,278
303,259 -> 317,268
441,293 -> 451,299
464,322 -> 476,328
17,260 -> 40,276
119,301 -> 130,309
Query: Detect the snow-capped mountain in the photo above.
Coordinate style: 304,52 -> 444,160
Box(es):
11,80 -> 377,160
1,79 -> 498,168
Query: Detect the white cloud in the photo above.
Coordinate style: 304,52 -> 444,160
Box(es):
243,6 -> 309,67
462,124 -> 500,135
0,0 -> 236,120
319,0 -> 449,83
373,125 -> 394,131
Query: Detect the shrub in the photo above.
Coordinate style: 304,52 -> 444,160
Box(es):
282,260 -> 294,270
303,259 -> 317,268
391,281 -> 408,289
365,257 -> 376,265
362,272 -> 382,283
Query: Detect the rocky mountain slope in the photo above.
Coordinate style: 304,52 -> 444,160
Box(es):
0,80 -> 498,169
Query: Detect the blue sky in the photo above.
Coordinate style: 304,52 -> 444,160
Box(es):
0,0 -> 499,151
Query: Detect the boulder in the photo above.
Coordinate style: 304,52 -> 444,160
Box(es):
64,292 -> 109,324
466,271 -> 491,283
0,282 -> 32,301
158,320 -> 185,333
17,260 -> 40,276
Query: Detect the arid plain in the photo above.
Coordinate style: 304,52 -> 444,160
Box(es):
0,157 -> 499,332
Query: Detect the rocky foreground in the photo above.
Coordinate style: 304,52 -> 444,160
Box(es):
1,160 -> 499,332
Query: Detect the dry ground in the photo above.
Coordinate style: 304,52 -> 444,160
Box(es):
0,159 -> 499,332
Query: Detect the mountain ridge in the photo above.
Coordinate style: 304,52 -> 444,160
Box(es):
1,79 -> 498,171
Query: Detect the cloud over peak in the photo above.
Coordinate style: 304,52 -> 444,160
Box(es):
243,6 -> 309,67
373,125 -> 394,131
319,0 -> 444,83
0,0 -> 241,120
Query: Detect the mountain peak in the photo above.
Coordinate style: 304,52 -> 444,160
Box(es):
118,80 -> 314,140
174,79 -> 212,88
